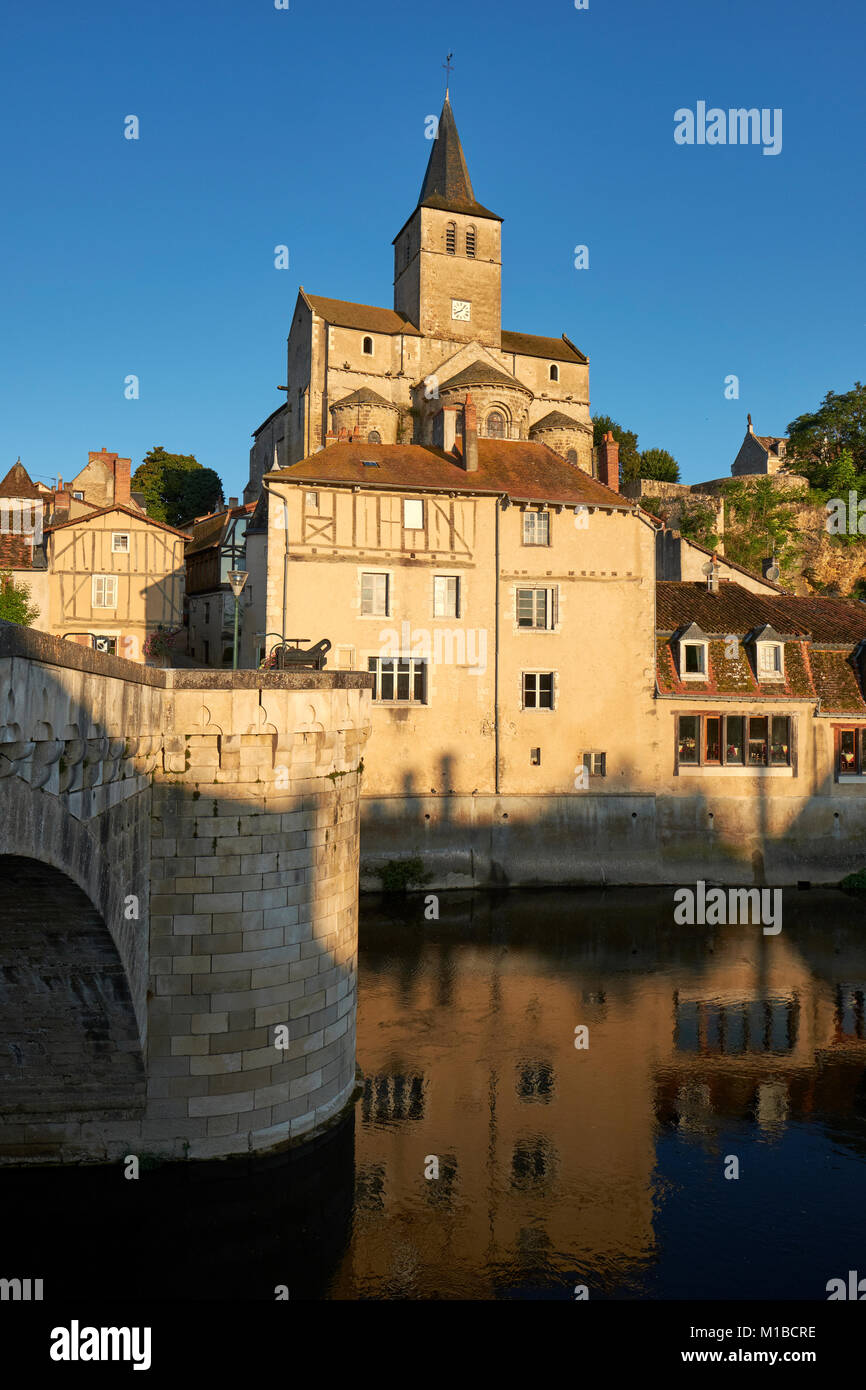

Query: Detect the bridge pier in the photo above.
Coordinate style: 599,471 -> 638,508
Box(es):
0,623 -> 371,1163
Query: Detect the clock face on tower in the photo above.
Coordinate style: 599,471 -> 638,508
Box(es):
451,299 -> 471,322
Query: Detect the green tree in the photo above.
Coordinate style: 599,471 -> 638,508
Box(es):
131,447 -> 223,527
640,447 -> 680,482
592,415 -> 640,484
723,478 -> 804,577
787,381 -> 866,483
0,571 -> 39,625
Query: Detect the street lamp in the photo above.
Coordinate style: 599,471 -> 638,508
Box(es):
227,570 -> 248,670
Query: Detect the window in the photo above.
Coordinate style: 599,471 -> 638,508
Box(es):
516,587 -> 556,630
305,491 -> 319,508
582,752 -> 606,777
757,642 -> 784,679
367,656 -> 427,703
445,222 -> 456,254
522,510 -> 550,546
530,747 -> 541,766
682,642 -> 707,677
204,601 -> 210,623
362,459 -> 379,468
566,449 -> 578,466
677,713 -> 793,768
367,430 -> 381,444
73,490 -> 84,500
465,225 -> 476,257
362,336 -> 373,355
403,499 -> 424,529
111,532 -> 130,553
433,575 -> 460,618
92,575 -> 117,608
522,672 -> 554,710
486,410 -> 506,438
361,572 -> 389,616
549,364 -> 559,382
837,727 -> 866,776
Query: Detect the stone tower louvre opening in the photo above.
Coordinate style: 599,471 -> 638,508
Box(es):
0,621 -> 373,1163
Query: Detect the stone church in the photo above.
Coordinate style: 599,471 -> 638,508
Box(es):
245,95 -> 593,502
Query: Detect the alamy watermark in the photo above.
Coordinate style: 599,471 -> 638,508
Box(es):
674,103 -> 782,157
673,880 -> 782,935
379,621 -> 487,676
826,492 -> 866,535
0,498 -> 43,545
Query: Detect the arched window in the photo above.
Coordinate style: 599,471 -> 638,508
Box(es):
368,430 -> 381,444
486,411 -> 506,439
362,336 -> 373,355
445,222 -> 456,255
566,449 -> 578,466
549,364 -> 559,382
465,225 -> 476,258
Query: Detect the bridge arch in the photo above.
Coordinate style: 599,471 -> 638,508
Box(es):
0,854 -> 145,1149
0,775 -> 149,1043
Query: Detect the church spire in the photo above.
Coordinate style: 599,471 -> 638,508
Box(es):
416,95 -> 500,220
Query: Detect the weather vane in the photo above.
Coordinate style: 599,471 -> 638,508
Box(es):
443,52 -> 454,97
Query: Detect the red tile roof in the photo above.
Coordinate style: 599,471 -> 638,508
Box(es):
656,582 -> 866,642
656,582 -> 866,712
0,533 -> 43,570
268,438 -> 629,508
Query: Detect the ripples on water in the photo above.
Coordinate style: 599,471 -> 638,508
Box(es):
5,889 -> 866,1300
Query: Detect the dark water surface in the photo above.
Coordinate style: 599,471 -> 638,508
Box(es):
5,888 -> 866,1300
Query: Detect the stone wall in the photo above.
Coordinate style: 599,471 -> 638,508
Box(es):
0,622 -> 372,1164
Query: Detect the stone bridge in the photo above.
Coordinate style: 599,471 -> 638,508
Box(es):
0,621 -> 372,1163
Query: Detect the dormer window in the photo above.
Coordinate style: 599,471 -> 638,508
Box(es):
757,642 -> 784,679
549,364 -> 559,382
362,336 -> 373,355
683,643 -> 706,676
751,625 -> 785,681
465,225 -> 476,257
677,623 -> 709,680
445,222 -> 456,255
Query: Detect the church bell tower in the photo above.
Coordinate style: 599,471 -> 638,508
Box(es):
393,95 -> 502,348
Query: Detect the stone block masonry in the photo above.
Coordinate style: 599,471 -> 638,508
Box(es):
0,621 -> 372,1164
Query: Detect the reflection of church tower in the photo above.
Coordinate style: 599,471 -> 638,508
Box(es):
392,96 -> 502,348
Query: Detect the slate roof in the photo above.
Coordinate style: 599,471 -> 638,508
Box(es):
655,581 -> 866,712
755,435 -> 787,452
331,387 -> 398,411
268,438 -> 630,509
501,330 -> 588,365
531,410 -> 588,432
439,360 -> 530,394
414,97 -> 501,222
305,293 -> 420,337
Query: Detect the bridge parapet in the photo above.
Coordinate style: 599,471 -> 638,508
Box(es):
0,621 -> 372,1163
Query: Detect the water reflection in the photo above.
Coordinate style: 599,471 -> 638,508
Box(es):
330,887 -> 866,1300
4,888 -> 866,1301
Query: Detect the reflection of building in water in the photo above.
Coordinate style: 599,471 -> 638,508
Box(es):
331,919 -> 866,1298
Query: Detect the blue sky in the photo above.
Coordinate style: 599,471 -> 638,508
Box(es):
1,0 -> 863,496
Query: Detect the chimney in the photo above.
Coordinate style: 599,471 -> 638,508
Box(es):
114,455 -> 131,505
433,406 -> 459,453
463,394 -> 478,473
707,554 -> 720,593
351,424 -> 362,441
597,431 -> 619,492
338,427 -> 349,443
57,475 -> 63,491
228,496 -> 238,509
